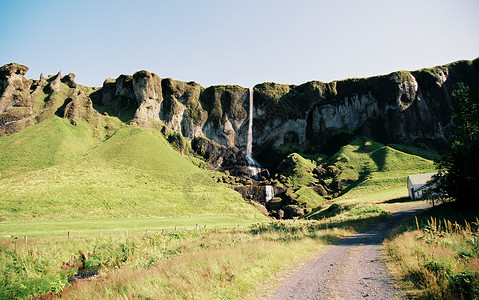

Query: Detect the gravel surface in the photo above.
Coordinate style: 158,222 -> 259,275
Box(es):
266,203 -> 429,300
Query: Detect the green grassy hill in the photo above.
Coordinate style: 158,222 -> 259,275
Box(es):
0,117 -> 265,223
277,137 -> 436,209
0,117 -> 98,180
331,137 -> 436,198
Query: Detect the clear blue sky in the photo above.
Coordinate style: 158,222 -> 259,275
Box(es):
1,0 -> 478,88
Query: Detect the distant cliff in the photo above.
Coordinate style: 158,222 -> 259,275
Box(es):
1,58 -> 478,170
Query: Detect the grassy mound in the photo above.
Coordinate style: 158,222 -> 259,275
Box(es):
0,120 -> 265,222
0,117 -> 98,179
276,137 -> 436,209
332,138 -> 435,198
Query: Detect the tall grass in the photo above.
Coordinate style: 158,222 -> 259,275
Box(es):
0,204 -> 394,299
385,205 -> 479,299
0,163 -> 410,300
0,221 -> 354,299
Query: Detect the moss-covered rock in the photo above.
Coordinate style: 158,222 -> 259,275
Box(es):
283,205 -> 305,219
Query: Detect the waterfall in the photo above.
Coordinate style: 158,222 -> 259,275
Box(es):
246,88 -> 253,157
246,88 -> 262,179
246,88 -> 275,203
265,185 -> 274,202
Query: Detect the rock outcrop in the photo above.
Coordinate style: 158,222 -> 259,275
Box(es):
0,63 -> 102,136
0,63 -> 33,135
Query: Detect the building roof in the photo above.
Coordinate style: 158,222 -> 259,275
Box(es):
408,172 -> 438,186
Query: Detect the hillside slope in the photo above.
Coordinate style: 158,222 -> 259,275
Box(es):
0,117 -> 98,179
0,119 -> 264,221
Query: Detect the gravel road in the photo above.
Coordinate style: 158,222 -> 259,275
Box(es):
265,203 -> 429,300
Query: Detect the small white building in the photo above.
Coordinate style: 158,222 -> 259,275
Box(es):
407,172 -> 438,200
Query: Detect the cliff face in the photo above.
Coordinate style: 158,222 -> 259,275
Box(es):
0,63 -> 101,136
251,59 -> 479,165
94,58 -> 479,158
93,73 -> 249,149
1,58 -> 478,170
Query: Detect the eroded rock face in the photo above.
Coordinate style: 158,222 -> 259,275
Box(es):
0,63 -> 103,136
0,63 -> 33,135
73,58 -> 479,166
97,73 -> 250,149
61,73 -> 77,89
1,58 -> 478,167
191,136 -> 248,175
132,70 -> 163,126
251,60 -> 479,166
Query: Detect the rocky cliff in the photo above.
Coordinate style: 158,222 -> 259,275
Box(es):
1,58 -> 478,171
251,59 -> 479,167
0,63 -> 101,136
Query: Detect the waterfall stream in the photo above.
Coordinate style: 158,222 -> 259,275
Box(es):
246,88 -> 262,180
246,88 -> 275,202
265,185 -> 274,202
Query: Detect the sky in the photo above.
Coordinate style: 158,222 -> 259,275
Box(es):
1,0 -> 478,88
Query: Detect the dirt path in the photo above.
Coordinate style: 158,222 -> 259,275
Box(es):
265,203 -> 429,300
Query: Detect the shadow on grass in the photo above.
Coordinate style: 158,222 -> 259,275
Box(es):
336,167 -> 372,197
370,147 -> 387,172
383,196 -> 416,204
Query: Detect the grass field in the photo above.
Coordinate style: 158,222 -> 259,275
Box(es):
1,197 -> 403,299
0,117 -> 98,180
0,216 -> 259,238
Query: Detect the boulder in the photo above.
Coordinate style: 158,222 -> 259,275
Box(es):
283,205 -> 305,219
326,165 -> 340,177
313,184 -> 329,197
266,197 -> 283,211
313,165 -> 327,177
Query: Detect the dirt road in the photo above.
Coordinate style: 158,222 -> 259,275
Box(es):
266,203 -> 429,300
